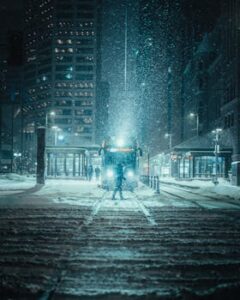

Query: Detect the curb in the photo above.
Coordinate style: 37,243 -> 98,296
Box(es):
160,180 -> 200,190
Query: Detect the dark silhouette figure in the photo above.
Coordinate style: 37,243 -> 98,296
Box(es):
87,165 -> 93,181
95,166 -> 101,180
112,163 -> 126,200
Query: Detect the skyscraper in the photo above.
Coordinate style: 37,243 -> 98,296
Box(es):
0,3 -> 23,173
23,0 -> 101,147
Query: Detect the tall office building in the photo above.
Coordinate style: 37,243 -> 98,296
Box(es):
0,4 -> 23,173
22,0 -> 102,177
23,0 -> 100,146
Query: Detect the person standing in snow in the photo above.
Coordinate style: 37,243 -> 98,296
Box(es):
87,165 -> 93,181
95,166 -> 101,181
112,163 -> 126,200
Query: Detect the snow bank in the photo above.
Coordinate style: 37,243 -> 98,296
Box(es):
0,173 -> 31,182
160,177 -> 240,201
0,173 -> 36,193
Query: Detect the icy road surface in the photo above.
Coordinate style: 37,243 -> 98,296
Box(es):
0,181 -> 240,299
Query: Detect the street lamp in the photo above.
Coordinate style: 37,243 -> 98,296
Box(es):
51,125 -> 61,146
165,133 -> 172,150
45,111 -> 55,128
165,133 -> 173,177
13,152 -> 22,173
212,128 -> 222,185
189,112 -> 199,135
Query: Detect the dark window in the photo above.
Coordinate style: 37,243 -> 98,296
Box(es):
76,65 -> 93,72
77,12 -> 94,19
75,74 -> 93,80
56,4 -> 73,10
38,67 -> 51,75
56,65 -> 72,72
77,4 -> 94,10
56,56 -> 73,63
25,71 -> 35,79
230,113 -> 234,127
57,12 -> 73,19
76,39 -> 93,46
198,61 -> 204,71
76,56 -> 93,63
55,118 -> 72,124
55,100 -> 72,107
76,48 -> 94,54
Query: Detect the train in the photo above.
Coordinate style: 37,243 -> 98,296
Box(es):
98,137 -> 142,191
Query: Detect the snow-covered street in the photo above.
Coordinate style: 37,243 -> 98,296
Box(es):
1,179 -> 240,299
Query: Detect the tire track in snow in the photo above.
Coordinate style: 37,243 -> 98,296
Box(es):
160,188 -> 205,209
38,191 -> 109,300
161,183 -> 240,209
84,191 -> 109,226
132,193 -> 157,226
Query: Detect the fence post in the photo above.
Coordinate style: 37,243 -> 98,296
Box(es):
36,127 -> 46,185
156,176 -> 160,194
155,176 -> 158,190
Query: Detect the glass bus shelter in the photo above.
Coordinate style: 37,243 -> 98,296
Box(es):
46,147 -> 91,178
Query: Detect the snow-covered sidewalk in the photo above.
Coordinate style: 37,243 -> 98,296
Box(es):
0,174 -> 36,195
160,177 -> 240,201
0,173 -> 239,207
0,174 -> 156,207
0,176 -> 108,206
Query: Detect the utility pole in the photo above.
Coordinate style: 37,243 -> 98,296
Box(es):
167,66 -> 172,135
165,133 -> 173,177
189,112 -> 199,136
36,127 -> 46,185
212,128 -> 222,185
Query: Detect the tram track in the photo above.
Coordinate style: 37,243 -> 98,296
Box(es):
160,183 -> 240,209
132,192 -> 157,226
160,188 -> 206,209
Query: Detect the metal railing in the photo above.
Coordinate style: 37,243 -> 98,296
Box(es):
140,175 -> 160,194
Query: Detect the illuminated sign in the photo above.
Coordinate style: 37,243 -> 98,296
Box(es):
108,147 -> 133,153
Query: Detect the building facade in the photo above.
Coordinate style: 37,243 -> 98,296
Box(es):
0,4 -> 24,173
23,0 -> 103,176
154,0 -> 240,185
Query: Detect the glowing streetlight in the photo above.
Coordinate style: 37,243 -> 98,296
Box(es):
58,134 -> 64,141
45,111 -> 55,128
51,126 -> 61,146
189,112 -> 199,135
165,133 -> 172,150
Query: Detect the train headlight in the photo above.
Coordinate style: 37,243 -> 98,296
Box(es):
107,169 -> 114,178
127,170 -> 134,178
116,138 -> 124,147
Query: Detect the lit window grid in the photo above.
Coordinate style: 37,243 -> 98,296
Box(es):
24,0 -> 97,141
